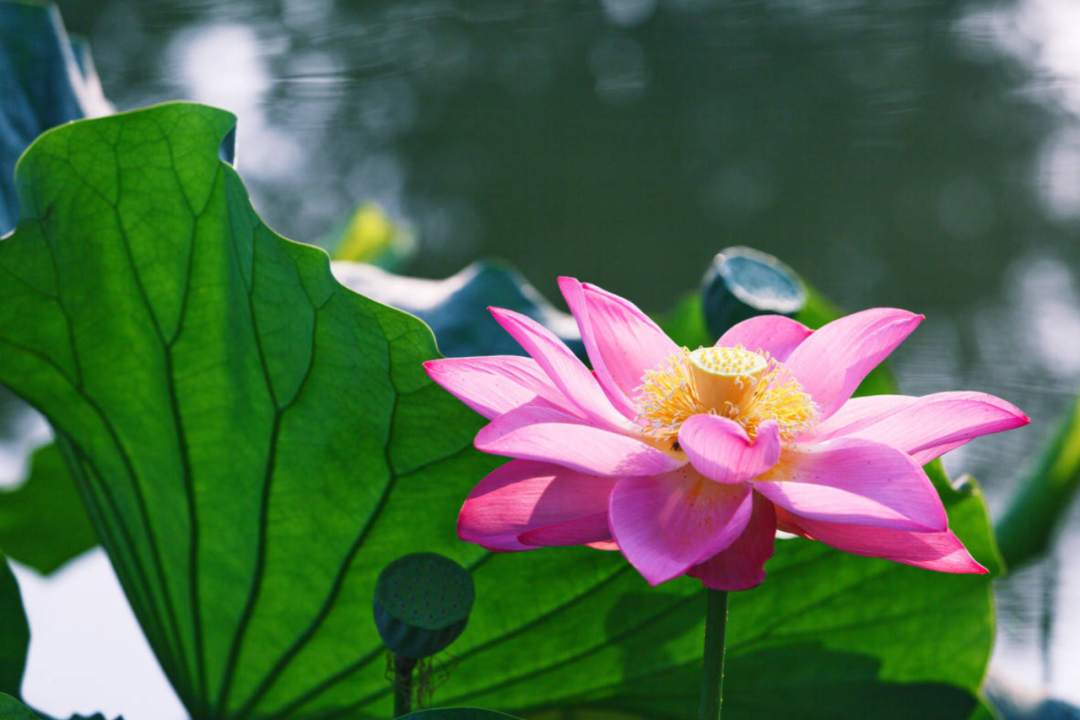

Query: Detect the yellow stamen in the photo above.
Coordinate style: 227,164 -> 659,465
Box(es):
635,348 -> 706,444
737,361 -> 819,442
635,345 -> 818,447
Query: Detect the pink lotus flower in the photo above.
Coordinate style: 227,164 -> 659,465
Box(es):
423,278 -> 1029,591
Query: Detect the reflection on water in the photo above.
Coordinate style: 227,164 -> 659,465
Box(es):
9,0 -> 1080,715
166,22 -> 306,180
960,0 -> 1080,221
1006,256 -> 1080,380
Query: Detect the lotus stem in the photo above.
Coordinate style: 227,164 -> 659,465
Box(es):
700,588 -> 729,720
393,655 -> 416,717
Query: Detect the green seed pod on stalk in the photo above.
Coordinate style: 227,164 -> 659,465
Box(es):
376,553 -> 475,716
374,552 -> 475,660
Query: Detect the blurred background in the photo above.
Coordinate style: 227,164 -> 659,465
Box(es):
2,0 -> 1079,716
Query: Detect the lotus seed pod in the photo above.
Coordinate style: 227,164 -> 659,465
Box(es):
702,246 -> 805,340
374,552 -> 475,660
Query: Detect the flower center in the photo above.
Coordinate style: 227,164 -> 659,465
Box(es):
635,345 -> 818,447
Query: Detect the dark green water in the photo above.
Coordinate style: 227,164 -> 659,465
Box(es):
50,0 -> 1078,305
51,0 -> 1080,496
10,0 -> 1080,714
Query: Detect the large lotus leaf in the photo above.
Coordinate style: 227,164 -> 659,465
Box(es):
0,101 -> 501,717
0,103 -> 996,720
0,557 -> 29,697
0,261 -> 586,577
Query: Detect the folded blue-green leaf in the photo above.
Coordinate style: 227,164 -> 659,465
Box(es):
699,247 -> 806,338
0,102 -> 998,719
0,0 -> 110,234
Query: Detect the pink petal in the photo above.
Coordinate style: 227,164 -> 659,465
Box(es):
827,391 -> 1031,465
609,467 -> 754,586
491,307 -> 635,432
717,315 -> 813,362
475,404 -> 685,477
557,278 -> 639,418
688,493 -> 777,591
783,512 -> 987,574
519,513 -> 612,547
559,277 -> 680,414
811,394 -> 917,443
678,415 -> 782,484
424,355 -> 583,421
784,308 -> 923,420
458,459 -> 620,551
754,438 -> 947,532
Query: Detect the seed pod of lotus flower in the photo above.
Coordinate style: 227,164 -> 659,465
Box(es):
373,552 -> 474,660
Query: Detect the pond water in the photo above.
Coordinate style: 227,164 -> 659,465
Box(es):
3,0 -> 1080,716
